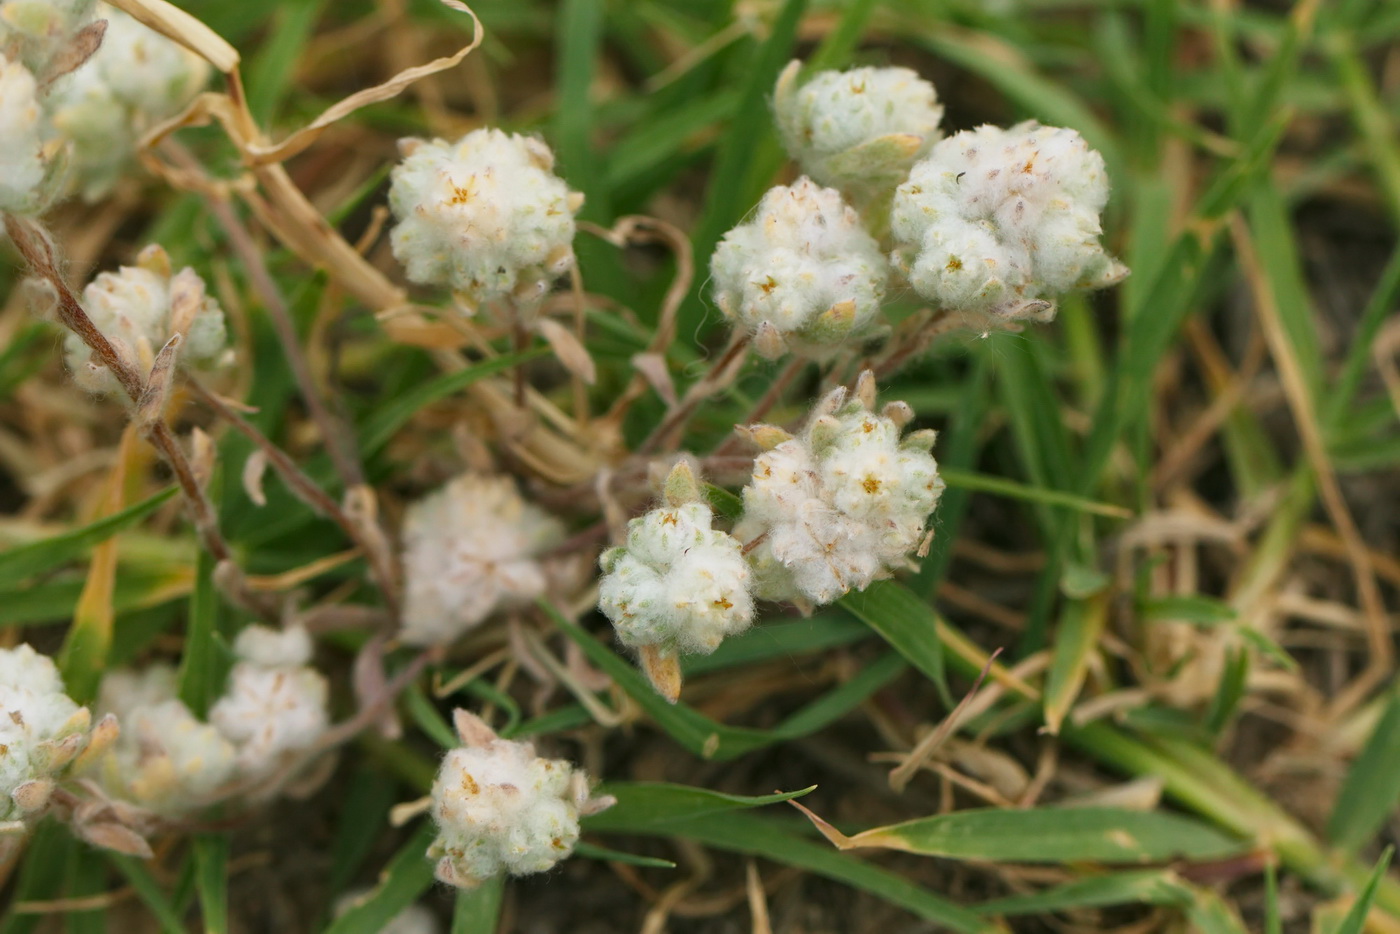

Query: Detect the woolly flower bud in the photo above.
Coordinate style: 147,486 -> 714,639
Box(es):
598,463 -> 753,700
388,128 -> 583,309
0,0 -> 95,76
738,371 -> 943,607
209,626 -> 329,780
64,244 -> 229,393
47,4 -> 208,200
774,60 -> 943,194
891,120 -> 1128,321
0,644 -> 95,823
711,178 -> 886,359
97,667 -> 236,817
0,53 -> 63,214
428,710 -> 613,889
400,473 -> 564,647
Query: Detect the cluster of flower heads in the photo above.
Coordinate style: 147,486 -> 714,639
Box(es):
599,461 -> 754,699
596,372 -> 943,697
387,128 -> 584,312
708,60 -> 1127,361
399,472 -> 564,647
1,644 -> 113,829
0,2 -> 208,214
427,709 -> 612,889
64,243 -> 229,394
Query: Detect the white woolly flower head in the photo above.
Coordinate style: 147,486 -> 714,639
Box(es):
47,3 -> 209,200
428,710 -> 613,889
711,177 -> 887,359
0,0 -> 96,77
774,60 -> 943,195
0,644 -> 110,823
738,371 -> 943,607
65,243 -> 229,394
388,128 -> 584,310
209,626 -> 329,781
400,473 -> 565,647
0,53 -> 65,214
598,462 -> 754,701
890,120 -> 1128,321
97,665 -> 237,816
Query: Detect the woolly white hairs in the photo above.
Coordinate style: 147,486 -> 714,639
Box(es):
774,60 -> 943,195
711,177 -> 887,359
0,53 -> 59,213
399,473 -> 564,647
388,128 -> 584,310
891,120 -> 1128,321
96,665 -> 237,817
598,462 -> 753,700
64,244 -> 229,394
428,710 -> 612,889
209,626 -> 329,780
737,371 -> 943,608
0,644 -> 95,823
48,3 -> 209,200
0,0 -> 96,76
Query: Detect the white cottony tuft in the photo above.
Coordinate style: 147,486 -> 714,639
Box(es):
48,3 -> 209,200
774,61 -> 943,196
0,53 -> 62,214
738,371 -> 943,606
598,462 -> 753,698
399,473 -> 564,647
428,710 -> 613,889
388,128 -> 583,310
710,177 -> 887,359
97,666 -> 237,817
64,243 -> 229,394
0,644 -> 96,822
209,625 -> 329,780
890,120 -> 1128,321
0,0 -> 96,76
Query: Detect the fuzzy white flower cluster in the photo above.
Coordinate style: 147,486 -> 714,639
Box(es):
209,625 -> 330,781
0,644 -> 108,825
0,0 -> 95,76
599,462 -> 753,699
400,473 -> 564,647
737,371 -> 943,608
48,4 -> 209,200
388,129 -> 584,310
64,243 -> 229,394
96,666 -> 236,817
0,51 -> 63,214
710,177 -> 886,359
774,60 -> 943,195
428,710 -> 612,889
891,120 -> 1128,321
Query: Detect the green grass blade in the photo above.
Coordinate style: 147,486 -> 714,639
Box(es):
1335,847 -> 1394,934
1326,689 -> 1400,853
0,487 -> 177,589
450,876 -> 504,934
572,842 -> 676,869
584,783 -> 813,832
608,812 -> 998,934
323,824 -> 437,934
1183,888 -> 1251,934
107,855 -> 186,934
972,870 -> 1192,915
1043,594 -> 1108,734
839,580 -> 946,700
940,468 -> 1130,519
847,806 -> 1244,864
177,548 -> 223,719
193,834 -> 230,934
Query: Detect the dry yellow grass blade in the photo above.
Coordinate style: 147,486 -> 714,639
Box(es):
104,0 -> 238,70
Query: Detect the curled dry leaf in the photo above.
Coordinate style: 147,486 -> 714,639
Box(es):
537,317 -> 597,385
104,0 -> 240,72
242,449 -> 269,507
